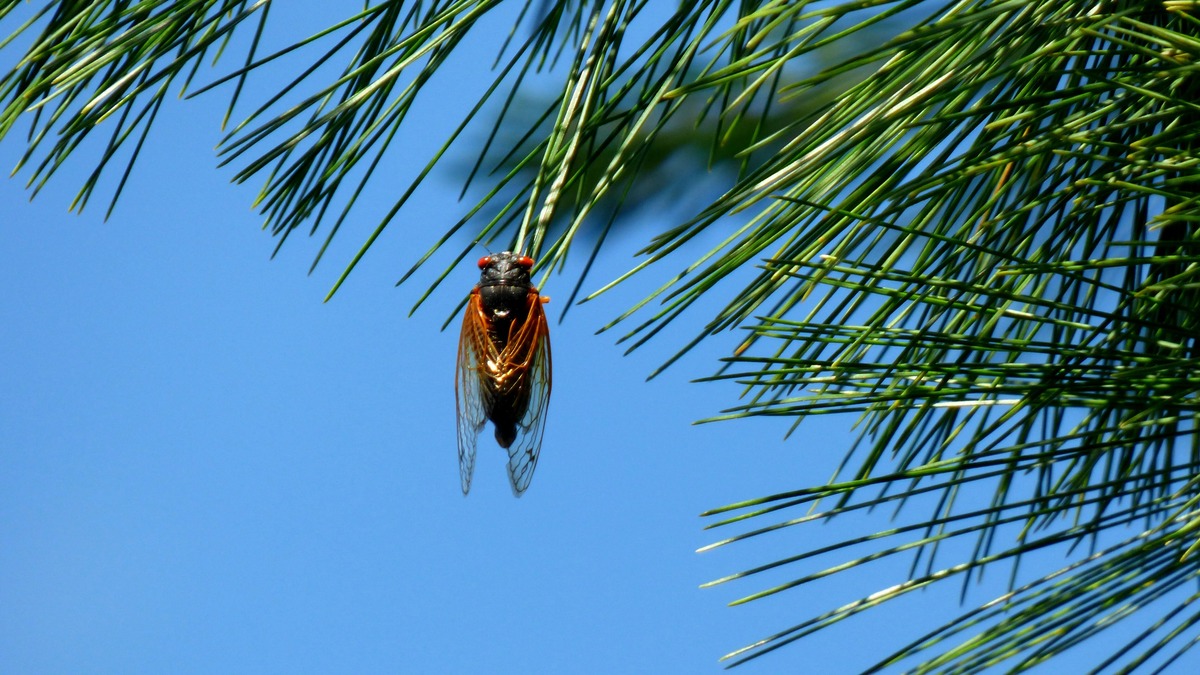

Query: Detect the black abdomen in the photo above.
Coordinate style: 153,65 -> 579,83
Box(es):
479,283 -> 533,447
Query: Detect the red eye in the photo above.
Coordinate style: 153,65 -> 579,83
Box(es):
477,256 -> 491,269
516,256 -> 535,269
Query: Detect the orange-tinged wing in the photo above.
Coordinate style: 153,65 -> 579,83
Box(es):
455,290 -> 489,495
502,291 -> 552,496
456,288 -> 551,496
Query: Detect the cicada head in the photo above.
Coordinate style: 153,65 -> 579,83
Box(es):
477,251 -> 535,288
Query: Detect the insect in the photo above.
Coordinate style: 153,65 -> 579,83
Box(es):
455,252 -> 552,496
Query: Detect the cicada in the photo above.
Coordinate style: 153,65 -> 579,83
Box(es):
455,252 -> 552,496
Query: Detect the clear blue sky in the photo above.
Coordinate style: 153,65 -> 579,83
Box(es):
0,107 -> 861,672
2,4 -> 1195,674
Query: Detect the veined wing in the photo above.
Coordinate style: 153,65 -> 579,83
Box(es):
503,291 -> 552,496
455,290 -> 489,495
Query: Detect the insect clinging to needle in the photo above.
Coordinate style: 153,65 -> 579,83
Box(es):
455,252 -> 552,496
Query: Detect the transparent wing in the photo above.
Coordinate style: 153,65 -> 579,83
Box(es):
504,292 -> 552,497
455,291 -> 489,495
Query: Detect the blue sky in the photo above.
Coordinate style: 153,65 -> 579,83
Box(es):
0,8 -> 848,670
0,106 -> 858,672
3,4 -> 1198,674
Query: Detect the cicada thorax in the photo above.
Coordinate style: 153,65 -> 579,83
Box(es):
477,281 -> 538,448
